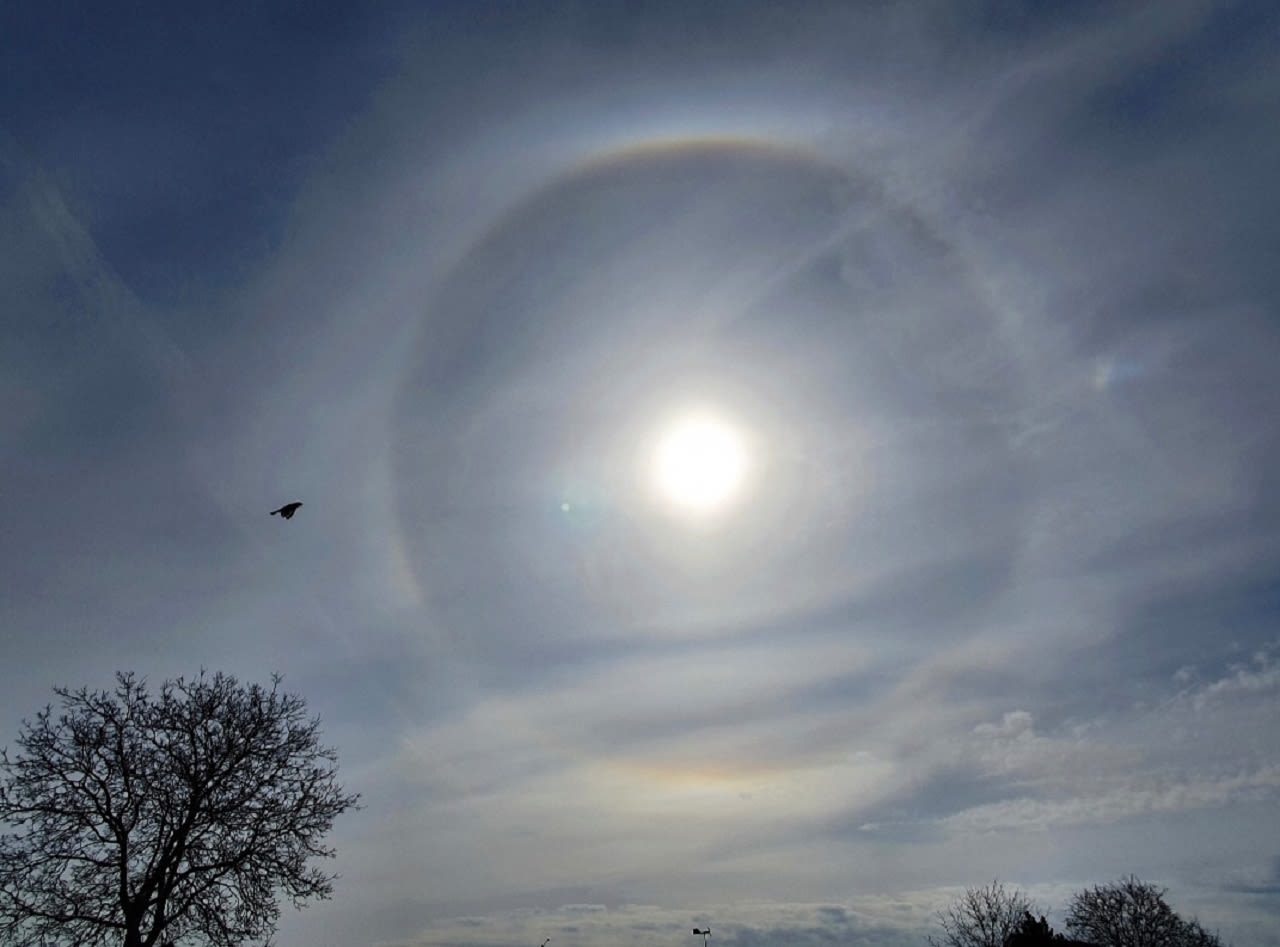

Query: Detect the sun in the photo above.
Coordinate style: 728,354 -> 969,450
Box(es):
650,410 -> 750,517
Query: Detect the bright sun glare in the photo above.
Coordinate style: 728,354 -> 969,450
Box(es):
651,411 -> 750,517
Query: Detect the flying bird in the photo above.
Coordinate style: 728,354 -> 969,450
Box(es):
269,502 -> 303,520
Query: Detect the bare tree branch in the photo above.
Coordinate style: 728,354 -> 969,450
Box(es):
928,880 -> 1040,947
0,671 -> 360,947
1065,875 -> 1227,947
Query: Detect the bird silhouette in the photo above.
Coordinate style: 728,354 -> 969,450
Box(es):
269,502 -> 303,520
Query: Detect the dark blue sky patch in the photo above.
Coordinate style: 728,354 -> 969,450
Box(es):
1078,3 -> 1279,148
1115,572 -> 1280,681
1,2 -> 405,308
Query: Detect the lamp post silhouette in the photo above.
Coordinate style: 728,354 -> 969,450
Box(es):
693,927 -> 711,947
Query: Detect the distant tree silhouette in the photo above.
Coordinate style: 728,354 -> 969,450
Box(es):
1005,911 -> 1053,947
1065,876 -> 1226,947
929,881 -> 1040,947
1004,909 -> 1097,947
0,671 -> 359,947
1178,918 -> 1228,947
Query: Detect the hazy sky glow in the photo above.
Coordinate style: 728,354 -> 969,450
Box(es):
3,3 -> 1280,946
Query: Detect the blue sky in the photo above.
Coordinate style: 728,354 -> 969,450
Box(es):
3,2 -> 1279,945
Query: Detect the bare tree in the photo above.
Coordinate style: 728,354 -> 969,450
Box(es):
1065,875 -> 1224,947
929,880 -> 1040,947
0,671 -> 360,947
1178,917 -> 1227,947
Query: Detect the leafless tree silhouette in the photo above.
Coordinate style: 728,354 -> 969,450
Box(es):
929,881 -> 1040,947
0,671 -> 359,947
1065,876 -> 1224,947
